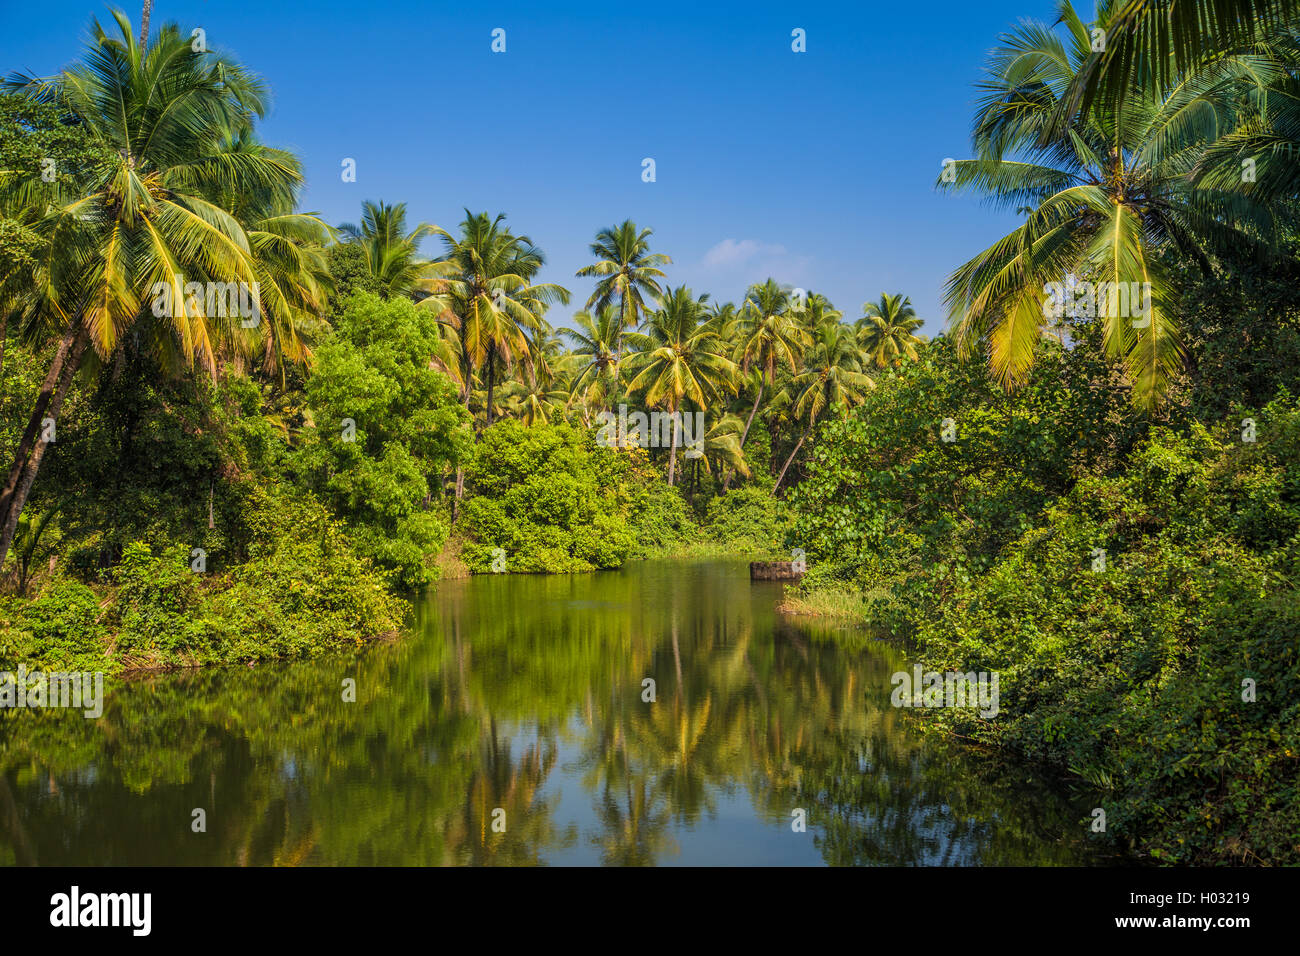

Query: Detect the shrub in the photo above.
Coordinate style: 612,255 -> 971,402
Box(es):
458,421 -> 640,573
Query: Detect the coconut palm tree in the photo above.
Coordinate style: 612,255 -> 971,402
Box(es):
623,286 -> 738,485
0,12 -> 312,569
208,132 -> 334,380
772,320 -> 873,494
736,278 -> 808,449
563,305 -> 623,419
1196,26 -> 1300,202
576,220 -> 671,333
505,373 -> 571,427
698,414 -> 750,482
338,200 -> 437,299
856,293 -> 925,370
425,211 -> 570,428
505,323 -> 571,426
1065,0 -> 1300,126
939,0 -> 1284,410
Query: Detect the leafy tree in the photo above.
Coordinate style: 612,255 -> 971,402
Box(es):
295,293 -> 471,588
458,421 -> 637,572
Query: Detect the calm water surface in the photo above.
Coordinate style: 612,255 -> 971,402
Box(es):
0,560 -> 1096,865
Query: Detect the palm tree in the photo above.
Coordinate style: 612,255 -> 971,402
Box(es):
856,293 -> 925,370
736,279 -> 807,449
208,132 -> 333,381
938,0 -> 1282,409
1065,0 -> 1300,125
623,287 -> 738,485
0,12 -> 311,569
576,220 -> 671,333
698,414 -> 750,483
425,211 -> 570,428
505,324 -> 571,426
563,306 -> 623,420
772,320 -> 873,494
338,200 -> 437,299
506,372 -> 570,427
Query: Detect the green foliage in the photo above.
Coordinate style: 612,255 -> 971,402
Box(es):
704,485 -> 792,556
789,325 -> 1300,864
459,421 -> 644,572
295,292 -> 471,588
0,92 -> 113,215
1170,247 -> 1300,422
913,409 -> 1300,864
0,580 -> 107,673
2,486 -> 406,674
325,242 -> 385,310
788,336 -> 1138,604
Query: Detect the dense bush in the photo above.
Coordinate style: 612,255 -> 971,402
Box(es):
293,293 -> 471,588
458,421 -> 640,572
0,580 -> 107,674
1,484 -> 406,674
787,335 -> 1140,614
787,327 -> 1300,863
703,485 -> 792,556
915,408 -> 1300,863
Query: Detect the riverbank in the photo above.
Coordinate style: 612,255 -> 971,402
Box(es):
1,531 -> 768,675
777,586 -> 873,620
0,488 -> 407,676
781,398 -> 1300,866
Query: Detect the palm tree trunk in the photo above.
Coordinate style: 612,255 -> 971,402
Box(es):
139,0 -> 152,46
772,423 -> 811,496
452,383 -> 471,518
0,323 -> 81,540
740,382 -> 763,448
667,409 -> 679,486
485,345 -> 497,427
0,329 -> 87,569
724,382 -> 766,493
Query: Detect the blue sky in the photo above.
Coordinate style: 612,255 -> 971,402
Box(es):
0,0 -> 1065,333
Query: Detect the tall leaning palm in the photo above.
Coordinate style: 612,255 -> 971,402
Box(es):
623,287 -> 738,485
0,12 -> 304,569
736,279 -> 807,450
856,293 -> 924,370
772,320 -> 873,495
939,0 -> 1282,409
576,220 -> 671,333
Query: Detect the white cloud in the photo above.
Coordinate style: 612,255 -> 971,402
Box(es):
701,238 -> 787,268
684,238 -> 813,302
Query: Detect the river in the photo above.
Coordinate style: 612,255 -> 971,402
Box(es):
0,559 -> 1096,865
